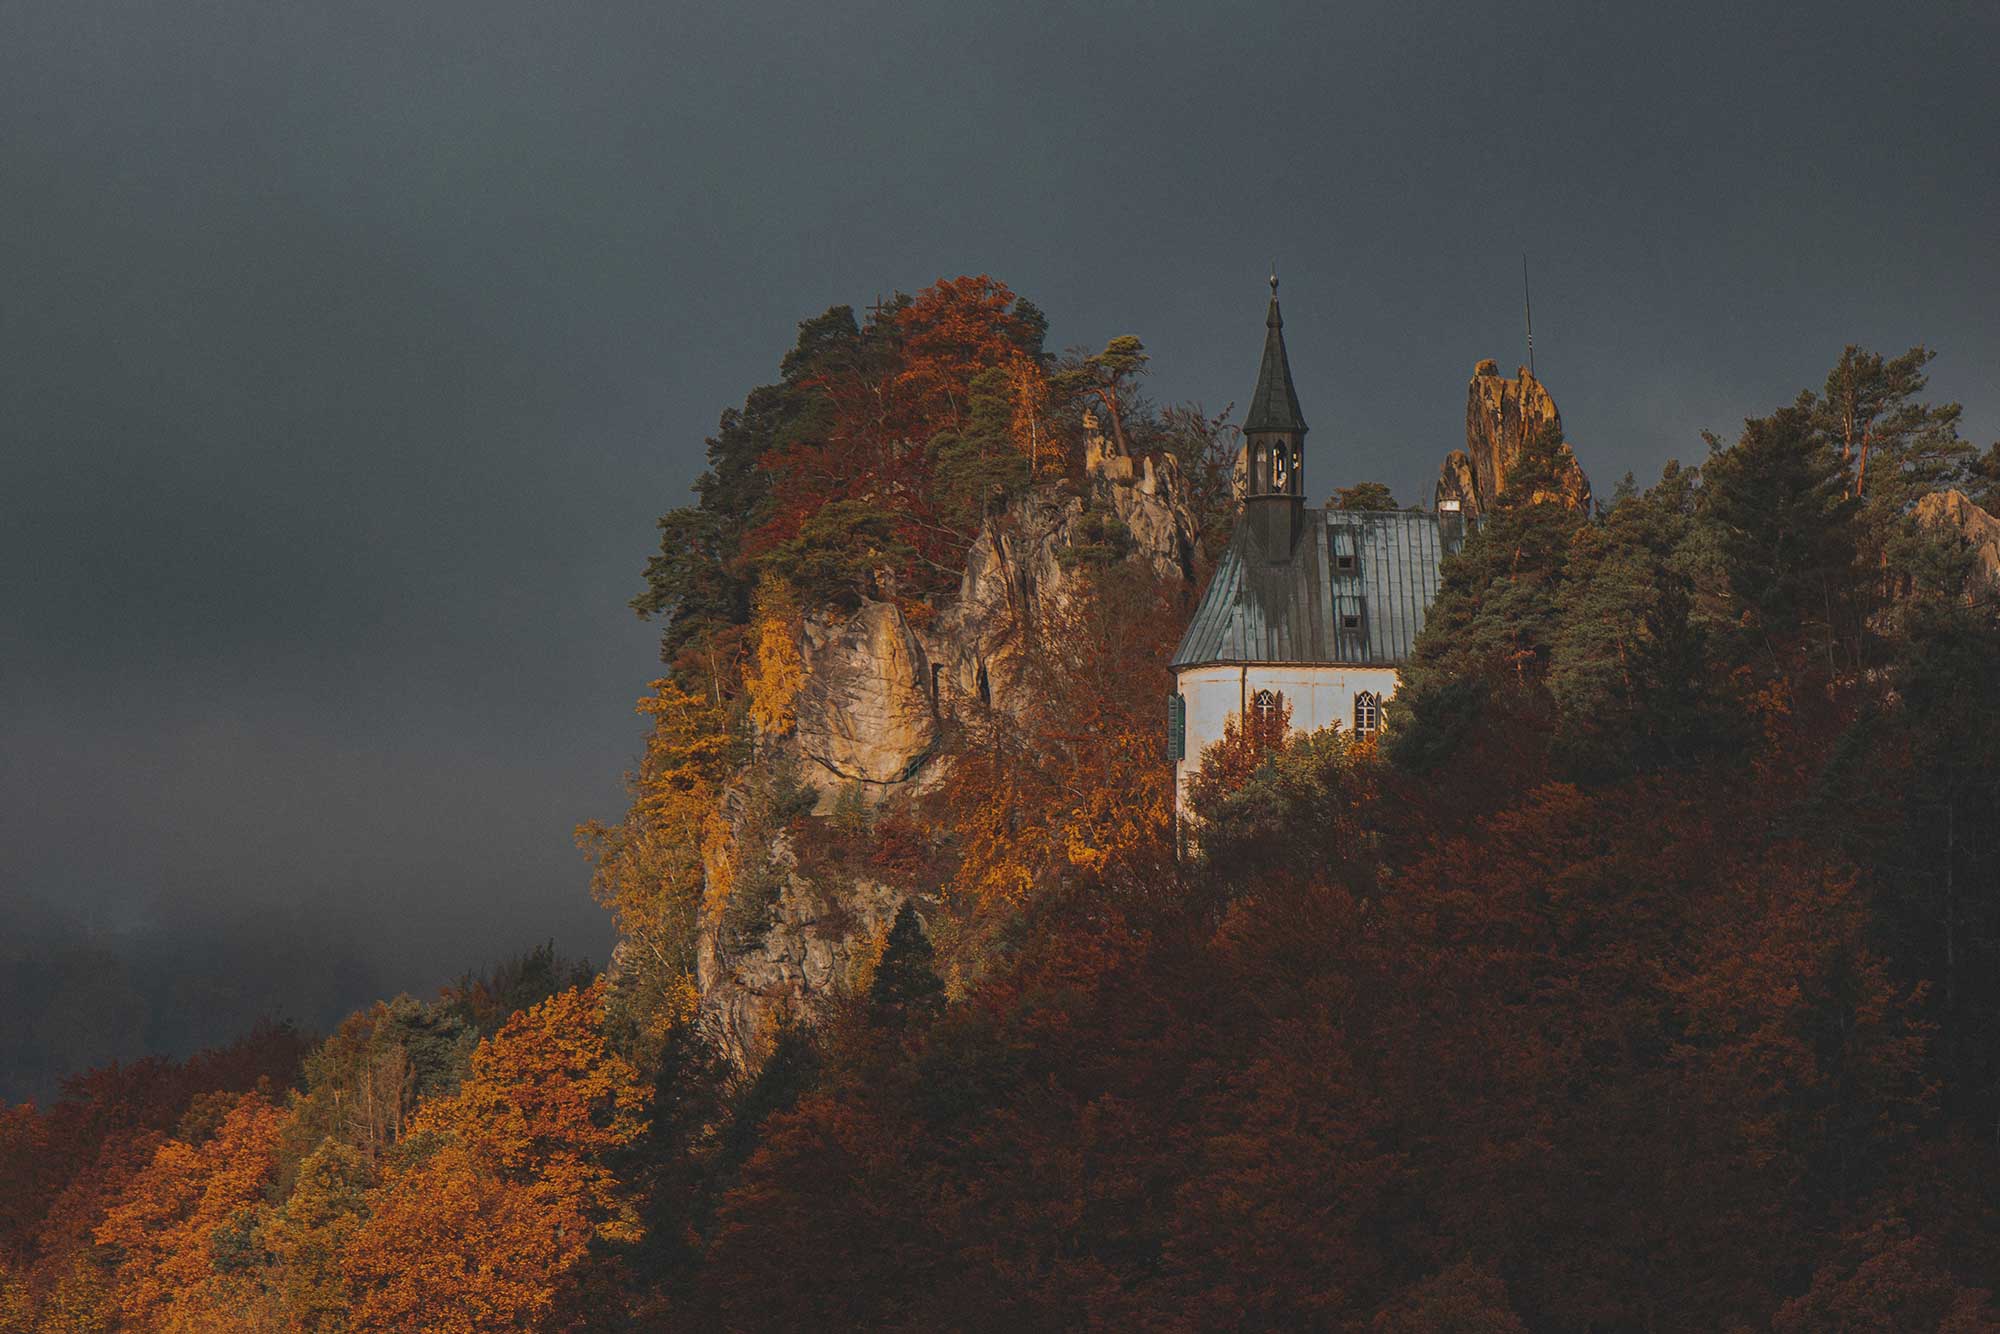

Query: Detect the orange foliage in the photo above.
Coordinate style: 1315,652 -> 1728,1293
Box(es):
934,566 -> 1180,910
893,275 -> 1042,432
1182,690 -> 1294,813
94,1091 -> 286,1328
341,981 -> 648,1334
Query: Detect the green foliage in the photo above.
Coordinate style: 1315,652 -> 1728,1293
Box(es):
1697,404 -> 1860,670
634,307 -> 859,660
751,498 -> 917,608
1055,504 -> 1135,568
715,1025 -> 821,1176
207,1208 -> 267,1274
1327,480 -> 1398,511
1549,461 -> 1729,776
719,755 -> 819,952
1190,727 -> 1380,889
1053,335 -> 1150,456
1808,345 -> 1971,544
866,904 -> 944,1026
283,996 -> 476,1182
928,366 -> 1035,536
1968,441 -> 2000,513
443,941 -> 597,1036
1391,421 -> 1585,765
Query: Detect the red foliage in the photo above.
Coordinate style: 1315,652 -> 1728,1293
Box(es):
0,1022 -> 308,1283
739,275 -> 1048,597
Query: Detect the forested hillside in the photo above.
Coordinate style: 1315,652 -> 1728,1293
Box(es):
7,281 -> 2000,1331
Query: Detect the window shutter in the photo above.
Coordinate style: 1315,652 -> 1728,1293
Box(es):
1167,692 -> 1186,761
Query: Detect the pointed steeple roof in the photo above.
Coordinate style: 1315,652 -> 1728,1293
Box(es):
1243,269 -> 1308,435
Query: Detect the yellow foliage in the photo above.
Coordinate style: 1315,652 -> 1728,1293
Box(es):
262,1139 -> 371,1332
576,677 -> 732,1032
743,573 -> 805,735
26,1256 -> 114,1334
1004,354 -> 1061,478
700,804 -> 736,931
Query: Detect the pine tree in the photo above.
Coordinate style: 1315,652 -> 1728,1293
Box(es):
868,904 -> 945,1025
1697,404 -> 1860,673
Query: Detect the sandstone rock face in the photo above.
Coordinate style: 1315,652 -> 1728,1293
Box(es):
700,451 -> 1200,1069
1436,361 -> 1591,517
787,451 -> 1197,793
1914,489 -> 2000,592
694,826 -> 923,1067
795,601 -> 936,786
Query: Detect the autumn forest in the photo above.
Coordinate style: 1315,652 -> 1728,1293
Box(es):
8,276 -> 2000,1331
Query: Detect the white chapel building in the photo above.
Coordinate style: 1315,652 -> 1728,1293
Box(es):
1166,276 -> 1462,810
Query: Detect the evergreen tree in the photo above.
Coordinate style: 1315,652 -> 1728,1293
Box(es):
867,904 -> 945,1026
1391,421 -> 1585,768
1696,404 -> 1860,674
1966,441 -> 2000,513
633,307 -> 860,662
1549,461 -> 1726,776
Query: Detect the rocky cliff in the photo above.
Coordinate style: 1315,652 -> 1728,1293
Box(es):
695,453 -> 1200,1066
1436,360 -> 1591,517
1914,488 -> 2000,593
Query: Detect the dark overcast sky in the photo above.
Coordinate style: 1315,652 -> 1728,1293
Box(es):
3,0 -> 1995,1097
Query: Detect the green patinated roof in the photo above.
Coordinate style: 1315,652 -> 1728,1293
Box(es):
1169,509 -> 1451,669
1242,281 -> 1308,435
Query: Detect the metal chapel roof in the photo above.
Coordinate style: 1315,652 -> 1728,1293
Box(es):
1169,508 -> 1450,669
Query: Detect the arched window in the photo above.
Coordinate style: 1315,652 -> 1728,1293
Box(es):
1253,689 -> 1280,724
1271,444 -> 1288,491
1353,690 -> 1380,736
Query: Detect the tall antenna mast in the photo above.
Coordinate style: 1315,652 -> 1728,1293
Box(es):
1522,255 -> 1535,378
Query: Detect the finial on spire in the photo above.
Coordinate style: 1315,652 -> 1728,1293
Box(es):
1245,271 -> 1307,435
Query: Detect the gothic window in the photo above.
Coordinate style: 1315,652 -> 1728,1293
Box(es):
1253,689 -> 1280,724
1354,690 -> 1380,735
1271,445 -> 1288,490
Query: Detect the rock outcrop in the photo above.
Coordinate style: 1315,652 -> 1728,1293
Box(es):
1914,489 -> 2000,592
697,451 -> 1199,1068
695,826 -> 916,1067
795,602 -> 936,786
1436,360 -> 1591,517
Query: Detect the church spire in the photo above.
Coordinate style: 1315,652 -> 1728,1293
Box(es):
1244,268 -> 1308,436
1241,270 -> 1309,559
